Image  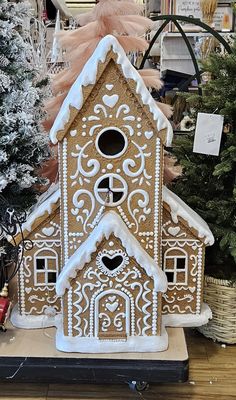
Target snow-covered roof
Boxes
[50,35,173,146]
[163,186,214,246]
[16,184,60,241]
[56,211,168,296]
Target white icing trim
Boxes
[56,211,168,296]
[62,138,69,262]
[17,184,60,237]
[102,93,119,108]
[56,315,168,353]
[163,303,212,327]
[19,256,25,314]
[50,35,173,146]
[196,247,203,314]
[163,187,214,245]
[10,304,59,329]
[154,138,161,262]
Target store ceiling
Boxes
[65,0,96,14]
[64,0,143,15]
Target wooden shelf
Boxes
[0,325,188,384]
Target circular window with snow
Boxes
[94,174,128,207]
[96,127,127,158]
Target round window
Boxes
[94,174,128,207]
[96,128,127,158]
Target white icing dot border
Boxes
[62,138,69,262]
[154,138,161,263]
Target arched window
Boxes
[34,248,58,286]
[163,248,188,285]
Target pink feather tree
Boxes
[44,0,172,128]
[42,0,173,183]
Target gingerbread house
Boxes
[11,35,214,353]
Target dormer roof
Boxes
[163,186,214,246]
[49,35,173,146]
[56,211,168,296]
[13,184,60,244]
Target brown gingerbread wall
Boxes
[18,209,61,316]
[58,54,165,271]
[162,206,205,314]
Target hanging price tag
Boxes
[193,113,224,156]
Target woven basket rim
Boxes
[205,275,236,288]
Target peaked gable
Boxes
[13,184,60,244]
[163,187,214,245]
[50,35,173,146]
[56,211,168,296]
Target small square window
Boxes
[176,272,186,284]
[48,272,57,283]
[36,259,45,270]
[48,259,56,269]
[166,272,174,283]
[176,258,186,269]
[165,258,175,269]
[36,273,45,284]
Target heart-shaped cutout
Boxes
[25,287,32,294]
[102,255,123,271]
[106,301,119,313]
[145,131,153,140]
[102,94,119,108]
[108,296,116,303]
[168,227,181,237]
[106,84,114,91]
[189,287,196,293]
[42,227,54,237]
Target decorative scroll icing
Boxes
[127,189,151,234]
[73,281,83,336]
[70,141,100,181]
[71,189,95,233]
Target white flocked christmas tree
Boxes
[0,0,51,290]
[0,0,50,210]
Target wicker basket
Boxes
[198,275,236,344]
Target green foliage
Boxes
[171,37,236,280]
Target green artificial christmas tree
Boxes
[171,38,236,281]
[0,0,51,290]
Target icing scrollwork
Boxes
[114,312,126,332]
[70,141,100,181]
[71,189,95,233]
[128,189,151,233]
[99,313,111,332]
[123,141,150,178]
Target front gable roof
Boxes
[49,35,173,146]
[163,187,214,246]
[56,211,168,296]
